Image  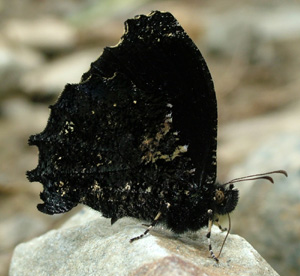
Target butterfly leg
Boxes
[206,209,219,262]
[214,217,227,232]
[130,202,170,243]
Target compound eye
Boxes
[215,189,225,204]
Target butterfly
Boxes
[27,11,287,262]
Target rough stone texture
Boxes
[228,131,300,276]
[10,207,279,276]
[218,100,300,276]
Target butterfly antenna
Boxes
[216,213,231,259]
[221,170,288,187]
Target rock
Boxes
[218,100,300,176]
[2,17,76,54]
[0,214,47,252]
[20,48,102,96]
[10,207,279,276]
[204,3,300,66]
[0,40,44,97]
[0,98,49,192]
[226,126,300,275]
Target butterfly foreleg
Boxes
[214,217,227,232]
[206,209,219,262]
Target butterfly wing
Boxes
[27,11,217,217]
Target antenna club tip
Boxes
[280,170,288,177]
[272,169,288,177]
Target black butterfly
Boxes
[27,11,287,262]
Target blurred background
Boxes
[0,0,299,275]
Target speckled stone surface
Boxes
[10,207,279,276]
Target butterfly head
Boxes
[213,184,239,215]
[213,170,288,216]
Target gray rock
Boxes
[204,3,300,71]
[20,48,102,96]
[218,100,300,175]
[227,129,300,275]
[0,214,47,252]
[2,17,76,53]
[10,207,279,276]
[0,42,44,97]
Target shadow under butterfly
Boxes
[27,11,287,262]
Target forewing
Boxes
[27,11,217,215]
